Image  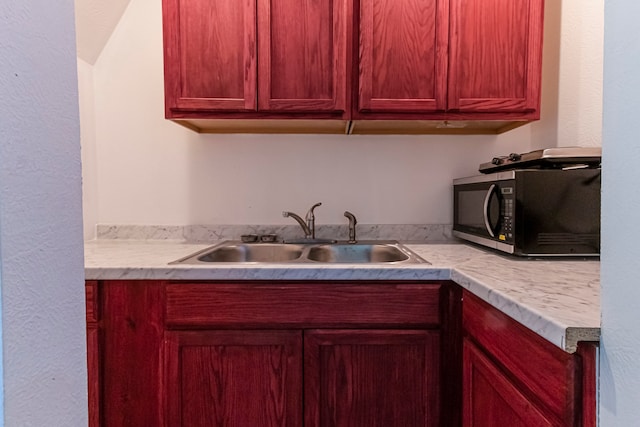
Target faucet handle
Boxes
[344,211,358,243]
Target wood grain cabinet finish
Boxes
[85,281,100,427]
[305,329,441,427]
[257,0,349,113]
[86,280,596,427]
[164,330,303,427]
[163,0,258,113]
[447,0,545,115]
[463,339,556,427]
[357,0,449,114]
[462,290,597,427]
[163,0,350,118]
[355,0,544,119]
[88,280,451,427]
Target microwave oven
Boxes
[453,169,601,256]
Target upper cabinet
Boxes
[447,0,544,115]
[162,0,258,113]
[257,0,349,114]
[162,0,545,134]
[352,0,545,133]
[163,0,350,131]
[356,0,449,114]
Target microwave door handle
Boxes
[483,184,497,237]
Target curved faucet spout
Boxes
[283,202,323,240]
[304,202,322,239]
[282,211,312,239]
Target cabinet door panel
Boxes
[163,0,257,113]
[304,329,440,427]
[358,0,448,113]
[463,339,555,427]
[258,0,349,112]
[462,291,577,423]
[448,0,544,113]
[101,281,165,427]
[164,330,302,427]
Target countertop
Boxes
[84,240,600,353]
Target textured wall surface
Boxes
[556,0,604,147]
[78,58,99,240]
[74,0,131,64]
[0,1,87,424]
[600,0,640,423]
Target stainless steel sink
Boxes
[174,243,305,263]
[306,243,411,263]
[171,240,427,265]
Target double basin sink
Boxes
[171,240,427,265]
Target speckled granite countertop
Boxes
[84,240,600,353]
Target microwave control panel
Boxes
[498,186,515,242]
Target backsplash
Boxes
[96,224,454,243]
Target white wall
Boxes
[78,58,99,240]
[80,0,603,231]
[556,0,604,147]
[0,0,87,425]
[600,0,640,424]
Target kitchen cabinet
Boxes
[447,0,544,115]
[304,329,440,426]
[164,330,303,426]
[89,280,450,426]
[356,0,448,114]
[85,281,100,427]
[162,0,544,134]
[85,279,598,426]
[351,0,545,134]
[162,0,351,132]
[462,290,597,427]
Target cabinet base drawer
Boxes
[166,282,442,328]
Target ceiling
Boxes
[74,0,131,64]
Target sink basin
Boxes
[306,243,410,263]
[171,240,426,265]
[176,243,304,263]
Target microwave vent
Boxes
[537,233,600,247]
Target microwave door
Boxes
[483,184,501,237]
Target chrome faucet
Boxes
[283,202,322,240]
[344,211,357,243]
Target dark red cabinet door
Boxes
[448,0,545,115]
[357,0,449,113]
[163,0,349,116]
[304,329,440,427]
[164,330,303,427]
[257,0,350,113]
[463,339,555,427]
[163,0,258,114]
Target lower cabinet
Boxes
[164,328,440,427]
[86,280,596,427]
[461,290,598,427]
[463,339,556,426]
[164,330,303,427]
[304,329,440,427]
[88,280,447,427]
